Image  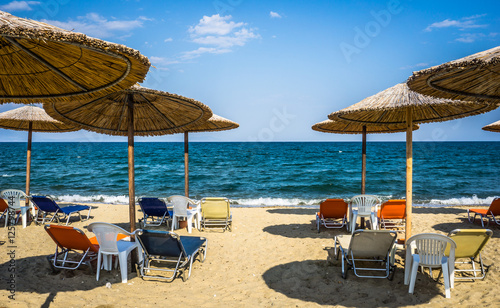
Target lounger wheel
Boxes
[341,258,348,279]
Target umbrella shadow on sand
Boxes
[0,252,138,307]
[263,222,347,239]
[262,258,443,307]
[266,208,318,215]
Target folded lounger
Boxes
[30,195,91,225]
[135,229,207,282]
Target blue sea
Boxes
[0,142,498,207]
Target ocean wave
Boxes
[2,174,14,177]
[47,194,498,208]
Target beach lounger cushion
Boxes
[467,198,500,227]
[136,229,207,282]
[316,198,348,232]
[30,195,91,225]
[334,229,397,279]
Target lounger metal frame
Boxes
[136,230,207,282]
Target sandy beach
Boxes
[0,203,498,307]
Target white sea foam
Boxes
[418,195,497,207]
[2,174,14,177]
[55,194,129,204]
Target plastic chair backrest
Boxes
[379,200,406,219]
[88,222,131,254]
[350,195,379,216]
[201,197,230,219]
[168,195,191,216]
[136,229,185,257]
[446,229,492,259]
[138,197,169,216]
[30,196,60,212]
[45,224,99,253]
[488,198,500,215]
[407,233,456,267]
[320,199,348,218]
[1,189,27,210]
[349,230,397,258]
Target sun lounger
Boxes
[138,197,172,228]
[334,229,397,279]
[316,198,348,232]
[375,199,406,230]
[44,224,99,272]
[200,197,232,231]
[30,195,91,225]
[467,198,500,227]
[447,229,493,280]
[135,229,207,281]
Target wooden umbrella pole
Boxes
[361,125,367,194]
[127,95,136,233]
[26,122,32,197]
[360,125,367,228]
[184,132,189,198]
[405,109,413,244]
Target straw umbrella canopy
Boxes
[0,105,78,197]
[407,45,500,103]
[43,85,213,231]
[312,119,419,195]
[0,10,150,104]
[482,120,500,132]
[328,83,498,242]
[179,114,239,197]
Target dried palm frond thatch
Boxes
[482,120,500,133]
[43,85,213,136]
[407,45,500,103]
[0,10,150,104]
[312,119,418,134]
[0,105,77,132]
[186,114,239,133]
[328,83,498,124]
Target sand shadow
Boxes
[266,208,317,215]
[262,259,445,307]
[263,223,349,239]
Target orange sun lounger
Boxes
[316,199,348,232]
[376,199,406,230]
[467,198,500,228]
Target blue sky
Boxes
[1,0,499,142]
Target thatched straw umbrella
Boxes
[482,120,500,132]
[328,83,498,242]
[180,114,239,197]
[0,105,78,198]
[43,85,213,231]
[312,119,418,194]
[0,10,150,104]
[407,45,500,103]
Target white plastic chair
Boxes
[349,195,380,233]
[404,233,456,299]
[167,195,200,233]
[87,222,142,283]
[1,189,30,228]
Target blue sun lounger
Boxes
[138,197,173,228]
[30,195,91,225]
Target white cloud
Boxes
[400,63,430,70]
[150,56,179,66]
[455,32,497,43]
[41,13,150,39]
[185,14,259,58]
[270,11,281,18]
[164,38,173,42]
[425,14,487,32]
[0,1,40,11]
